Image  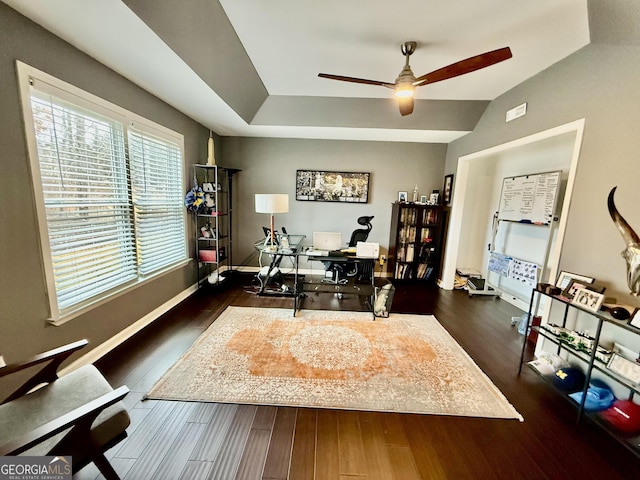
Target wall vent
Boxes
[506,102,527,122]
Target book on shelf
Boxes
[395,263,414,280]
[404,265,413,279]
[424,209,437,225]
[400,208,417,224]
[395,263,402,279]
[424,266,434,280]
[406,244,415,262]
[401,226,416,242]
[417,264,434,280]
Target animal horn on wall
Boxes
[607,186,640,296]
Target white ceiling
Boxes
[4,0,590,143]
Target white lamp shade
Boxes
[255,194,289,214]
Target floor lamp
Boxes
[255,194,289,251]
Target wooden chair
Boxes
[0,339,130,480]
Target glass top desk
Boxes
[253,234,306,304]
[254,238,376,317]
[302,248,376,317]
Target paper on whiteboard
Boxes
[509,258,538,287]
[489,252,512,276]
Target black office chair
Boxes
[323,216,374,284]
[348,216,374,247]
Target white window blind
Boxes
[128,128,186,275]
[31,91,137,313]
[24,70,187,321]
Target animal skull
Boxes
[608,187,640,296]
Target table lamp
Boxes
[255,194,289,251]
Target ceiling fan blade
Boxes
[413,47,512,87]
[398,97,414,116]
[318,73,395,88]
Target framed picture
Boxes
[607,353,640,385]
[398,191,408,203]
[295,170,370,203]
[561,280,586,300]
[555,271,595,289]
[571,287,605,312]
[630,310,640,330]
[419,195,427,204]
[443,174,454,205]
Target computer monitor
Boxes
[313,232,342,251]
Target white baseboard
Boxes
[236,265,390,278]
[499,292,528,312]
[60,283,199,375]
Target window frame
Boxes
[17,61,189,325]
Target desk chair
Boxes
[323,216,374,284]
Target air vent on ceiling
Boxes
[506,102,527,122]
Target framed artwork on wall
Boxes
[443,174,454,205]
[295,170,370,203]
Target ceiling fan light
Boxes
[395,83,414,98]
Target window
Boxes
[19,63,187,323]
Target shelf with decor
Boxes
[519,287,640,457]
[387,203,444,283]
[190,165,240,287]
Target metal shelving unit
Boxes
[192,165,240,287]
[519,288,640,457]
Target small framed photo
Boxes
[443,174,454,205]
[419,195,427,204]
[607,353,640,385]
[398,191,408,203]
[630,310,640,330]
[571,287,605,312]
[555,271,595,289]
[561,280,586,300]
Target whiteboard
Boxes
[497,171,561,224]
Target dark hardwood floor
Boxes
[75,273,640,479]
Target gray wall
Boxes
[0,3,447,374]
[0,4,209,371]
[445,40,640,305]
[221,137,447,271]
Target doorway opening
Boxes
[440,119,585,310]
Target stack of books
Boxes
[454,268,482,290]
[467,277,486,291]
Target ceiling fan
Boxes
[318,42,512,116]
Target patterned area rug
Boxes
[146,307,522,420]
